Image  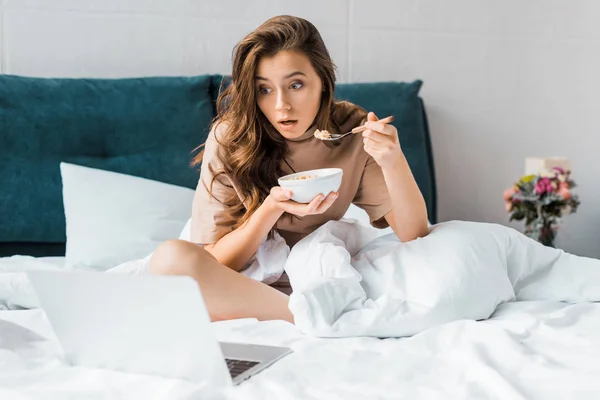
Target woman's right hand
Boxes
[267,186,339,217]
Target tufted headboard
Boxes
[0,74,437,257]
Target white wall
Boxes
[1,0,599,257]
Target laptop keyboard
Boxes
[225,358,260,379]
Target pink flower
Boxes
[558,182,571,200]
[535,177,554,195]
[505,201,513,212]
[552,166,565,175]
[503,187,516,201]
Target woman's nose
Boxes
[275,92,291,111]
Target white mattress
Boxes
[0,255,66,267]
[2,254,600,399]
[32,256,67,268]
[1,301,600,399]
[0,256,72,310]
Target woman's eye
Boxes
[258,87,272,95]
[290,82,303,90]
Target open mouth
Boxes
[279,120,298,126]
[278,119,298,131]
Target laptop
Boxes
[27,270,292,386]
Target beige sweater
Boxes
[191,107,392,248]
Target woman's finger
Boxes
[270,186,293,202]
[363,137,382,150]
[315,191,339,213]
[306,194,325,213]
[364,121,395,136]
[362,129,386,143]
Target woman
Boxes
[150,15,429,323]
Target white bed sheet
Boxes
[0,256,72,310]
[0,255,67,268]
[30,257,67,268]
[1,301,600,400]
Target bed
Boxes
[2,296,600,399]
[2,74,600,399]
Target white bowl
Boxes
[278,168,343,204]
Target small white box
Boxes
[525,157,571,175]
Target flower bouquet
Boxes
[504,167,580,247]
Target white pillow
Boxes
[60,163,194,271]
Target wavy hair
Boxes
[192,15,365,236]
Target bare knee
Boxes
[149,239,215,276]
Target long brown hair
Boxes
[192,15,365,234]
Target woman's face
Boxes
[255,50,323,140]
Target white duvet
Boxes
[2,220,599,340]
[2,302,600,400]
[283,220,600,337]
[1,219,600,398]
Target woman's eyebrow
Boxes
[284,71,307,79]
[255,71,307,81]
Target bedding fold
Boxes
[2,220,599,339]
[283,220,600,337]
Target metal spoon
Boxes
[316,115,395,141]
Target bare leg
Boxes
[149,239,294,323]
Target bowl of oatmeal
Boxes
[278,168,343,203]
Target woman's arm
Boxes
[201,196,283,272]
[193,124,340,270]
[381,154,429,242]
[362,112,429,242]
[198,188,339,272]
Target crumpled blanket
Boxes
[106,218,290,284]
[0,257,94,310]
[4,218,599,339]
[283,220,600,337]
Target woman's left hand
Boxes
[362,112,404,169]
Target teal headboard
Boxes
[0,74,437,256]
